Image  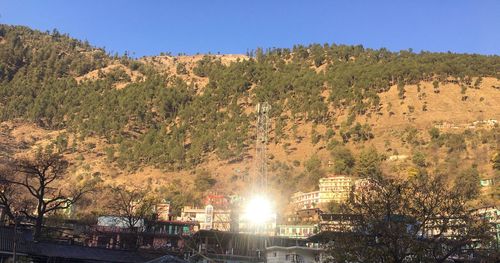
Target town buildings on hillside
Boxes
[178,205,231,231]
[1,174,498,263]
[291,175,354,209]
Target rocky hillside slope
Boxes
[0,24,499,212]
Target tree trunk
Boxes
[34,214,44,240]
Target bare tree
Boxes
[0,170,18,221]
[0,151,91,240]
[324,172,495,263]
[107,186,156,232]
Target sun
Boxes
[243,195,274,225]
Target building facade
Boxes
[291,176,354,210]
[318,213,361,232]
[291,191,320,209]
[318,176,353,204]
[266,246,323,263]
[155,201,171,221]
[277,224,317,239]
[237,214,277,236]
[178,205,231,231]
[189,230,305,263]
[285,208,323,223]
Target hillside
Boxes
[0,24,499,214]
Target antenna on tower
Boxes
[255,102,271,192]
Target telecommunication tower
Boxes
[255,102,271,192]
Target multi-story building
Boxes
[318,176,353,204]
[178,200,278,235]
[236,208,277,236]
[89,218,197,250]
[290,191,320,209]
[472,206,499,249]
[294,208,323,223]
[266,246,323,263]
[189,230,306,263]
[291,176,354,210]
[178,205,231,231]
[155,201,171,221]
[318,213,361,232]
[276,224,317,239]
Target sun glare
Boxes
[243,195,274,225]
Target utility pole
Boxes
[255,102,271,192]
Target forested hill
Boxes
[1,24,499,207]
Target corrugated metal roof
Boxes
[144,255,188,263]
[1,226,180,262]
[0,226,32,253]
[29,242,152,263]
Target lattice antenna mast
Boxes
[255,102,271,192]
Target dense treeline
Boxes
[0,24,499,170]
[0,25,108,82]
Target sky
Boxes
[1,0,499,57]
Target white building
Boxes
[291,191,320,209]
[237,214,277,236]
[97,216,144,229]
[277,224,317,239]
[178,205,231,231]
[266,246,323,263]
[291,176,354,209]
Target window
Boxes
[286,254,304,263]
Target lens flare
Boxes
[243,195,274,225]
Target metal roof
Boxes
[0,226,178,263]
[0,226,32,254]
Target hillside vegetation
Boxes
[0,24,499,211]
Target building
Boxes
[43,197,75,218]
[97,216,145,229]
[286,208,323,224]
[351,177,376,203]
[0,226,173,263]
[155,201,171,221]
[236,212,277,236]
[296,208,323,221]
[89,218,198,251]
[188,230,306,263]
[91,216,146,250]
[318,213,361,232]
[178,202,278,235]
[178,205,231,231]
[473,207,500,222]
[318,176,353,204]
[142,220,199,250]
[472,206,500,249]
[291,191,320,209]
[266,246,323,263]
[278,208,322,239]
[480,178,494,187]
[203,194,230,209]
[291,176,354,210]
[277,224,317,239]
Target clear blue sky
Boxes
[1,0,499,57]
